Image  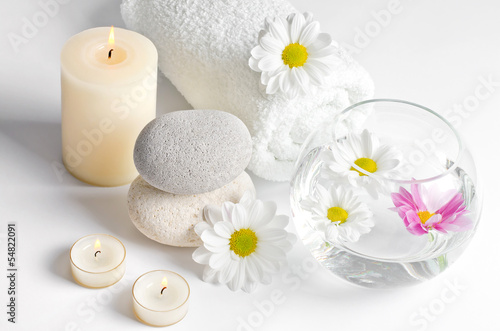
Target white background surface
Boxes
[0,0,499,330]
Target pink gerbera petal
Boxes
[432,224,449,234]
[391,182,473,236]
[406,221,428,236]
[424,214,442,227]
[440,215,474,232]
[410,182,427,211]
[437,193,466,221]
[405,209,421,226]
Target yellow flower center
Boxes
[418,211,435,224]
[282,43,308,68]
[229,228,258,258]
[350,157,378,176]
[327,207,349,225]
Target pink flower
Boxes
[391,182,473,236]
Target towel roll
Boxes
[121,0,374,181]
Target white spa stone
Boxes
[134,109,253,194]
[127,171,255,247]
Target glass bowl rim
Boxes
[335,98,464,185]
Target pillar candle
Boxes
[61,26,157,186]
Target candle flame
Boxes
[161,277,168,288]
[108,26,115,46]
[94,239,101,251]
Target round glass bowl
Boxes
[290,99,482,288]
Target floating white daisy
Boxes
[192,191,296,293]
[301,185,374,243]
[324,129,403,198]
[249,12,338,98]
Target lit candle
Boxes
[133,270,190,327]
[70,234,126,288]
[61,26,157,187]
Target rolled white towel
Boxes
[121,0,374,182]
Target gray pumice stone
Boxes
[134,109,252,194]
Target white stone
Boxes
[127,171,255,247]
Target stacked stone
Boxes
[127,110,254,247]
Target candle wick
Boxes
[108,49,114,59]
[161,286,167,295]
[94,250,101,258]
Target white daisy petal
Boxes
[256,228,287,242]
[260,70,271,85]
[248,56,260,72]
[231,204,248,230]
[308,33,332,52]
[204,204,223,225]
[228,262,246,291]
[279,69,291,93]
[209,251,231,270]
[194,221,211,236]
[201,229,228,247]
[325,159,347,173]
[303,12,314,24]
[302,62,325,85]
[268,214,289,229]
[289,13,305,42]
[302,184,374,243]
[308,45,336,58]
[327,185,341,206]
[269,17,291,45]
[192,247,211,265]
[287,85,299,99]
[202,266,218,283]
[217,259,238,284]
[213,221,234,238]
[193,192,295,292]
[250,45,268,60]
[372,145,398,162]
[257,243,286,260]
[323,130,404,197]
[361,130,373,157]
[249,12,338,98]
[291,67,310,92]
[299,21,320,46]
[244,255,263,282]
[248,200,277,228]
[258,55,282,72]
[221,202,235,223]
[307,59,332,77]
[260,35,284,53]
[204,242,229,254]
[325,225,339,242]
[279,233,297,250]
[253,254,280,273]
[376,158,400,171]
[266,74,281,94]
[239,190,256,210]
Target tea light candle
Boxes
[133,270,190,327]
[61,26,157,187]
[70,234,126,288]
